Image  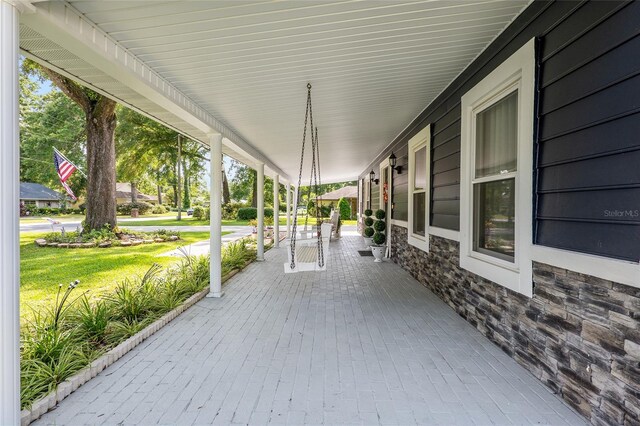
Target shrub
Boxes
[151,205,167,214]
[373,232,386,245]
[364,217,374,227]
[373,220,386,232]
[364,227,375,237]
[222,202,245,220]
[364,209,373,217]
[238,207,257,220]
[117,202,153,216]
[307,200,316,216]
[237,207,273,221]
[338,198,351,220]
[375,209,386,220]
[192,206,206,220]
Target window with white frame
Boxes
[460,38,535,297]
[407,125,430,252]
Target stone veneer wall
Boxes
[390,225,640,425]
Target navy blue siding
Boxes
[360,0,640,262]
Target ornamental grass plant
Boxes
[20,237,257,409]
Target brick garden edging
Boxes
[20,258,254,426]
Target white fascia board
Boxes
[20,1,291,182]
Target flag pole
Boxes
[53,147,88,179]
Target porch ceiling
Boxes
[21,0,529,183]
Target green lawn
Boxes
[20,230,225,320]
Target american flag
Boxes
[53,149,77,182]
[53,149,78,201]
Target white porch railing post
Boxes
[286,183,291,238]
[256,162,264,261]
[0,1,21,423]
[273,174,279,248]
[207,133,223,298]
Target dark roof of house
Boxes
[115,183,156,201]
[20,182,62,201]
[318,185,358,200]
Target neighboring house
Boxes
[115,183,158,205]
[20,182,63,209]
[317,185,357,216]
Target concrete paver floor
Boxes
[35,235,586,425]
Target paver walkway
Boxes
[35,236,586,425]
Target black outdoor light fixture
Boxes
[369,170,379,185]
[389,152,402,174]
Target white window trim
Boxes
[428,226,459,242]
[407,125,431,253]
[391,219,408,228]
[460,38,535,298]
[379,158,390,212]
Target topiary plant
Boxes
[372,209,387,246]
[364,227,375,237]
[364,209,373,217]
[364,217,374,227]
[372,232,386,245]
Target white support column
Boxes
[286,183,291,238]
[256,162,264,261]
[273,174,279,248]
[207,133,223,298]
[1,1,21,423]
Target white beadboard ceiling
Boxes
[24,0,530,182]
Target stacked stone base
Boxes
[390,225,640,425]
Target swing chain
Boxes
[290,84,312,269]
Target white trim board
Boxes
[428,226,460,242]
[531,245,640,289]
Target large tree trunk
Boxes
[222,167,231,205]
[85,105,117,230]
[172,184,177,207]
[130,181,138,203]
[37,63,117,232]
[250,169,257,208]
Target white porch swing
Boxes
[284,84,331,273]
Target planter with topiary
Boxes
[363,209,374,248]
[371,209,386,262]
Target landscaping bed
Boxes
[33,226,180,249]
[20,237,258,419]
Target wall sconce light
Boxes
[389,152,402,174]
[369,170,379,185]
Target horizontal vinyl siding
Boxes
[537,0,640,261]
[391,145,408,221]
[360,0,639,261]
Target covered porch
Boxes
[33,232,584,425]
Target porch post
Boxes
[207,133,223,298]
[256,162,264,261]
[0,1,21,423]
[286,182,291,238]
[273,174,279,248]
